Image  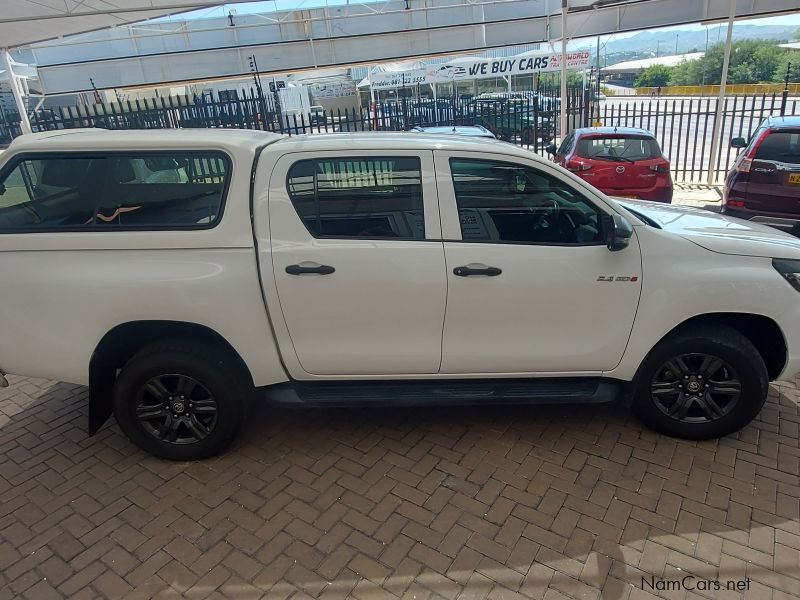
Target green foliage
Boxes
[669,39,792,86]
[634,64,672,87]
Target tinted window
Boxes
[450,158,603,245]
[287,157,424,239]
[557,133,575,155]
[0,152,229,231]
[576,136,661,161]
[754,131,800,164]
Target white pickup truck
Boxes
[1,129,799,459]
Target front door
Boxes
[434,151,642,374]
[266,151,446,376]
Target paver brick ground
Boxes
[0,375,798,599]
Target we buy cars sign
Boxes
[425,51,591,83]
[367,51,590,89]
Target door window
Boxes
[0,152,229,231]
[449,158,603,245]
[286,157,424,239]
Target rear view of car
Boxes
[549,127,672,202]
[724,116,800,232]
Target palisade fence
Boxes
[2,86,799,184]
[591,93,800,184]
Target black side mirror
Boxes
[603,213,634,251]
[545,143,557,155]
[730,136,747,149]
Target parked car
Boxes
[547,127,673,202]
[2,129,799,459]
[309,105,327,127]
[410,125,496,138]
[467,98,554,144]
[724,115,800,233]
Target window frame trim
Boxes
[0,150,234,234]
[443,155,609,247]
[285,155,428,242]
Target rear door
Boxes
[576,135,662,196]
[746,129,800,215]
[265,151,447,376]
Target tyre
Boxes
[112,339,251,460]
[632,324,768,440]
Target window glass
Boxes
[754,131,800,164]
[0,152,229,231]
[557,133,575,155]
[287,157,424,239]
[450,158,603,245]
[576,136,661,161]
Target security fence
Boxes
[3,87,799,184]
[592,93,800,183]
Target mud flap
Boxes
[88,360,115,435]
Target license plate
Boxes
[789,173,800,185]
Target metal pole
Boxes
[559,0,568,140]
[2,49,31,135]
[706,0,735,185]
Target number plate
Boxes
[789,173,800,185]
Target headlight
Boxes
[772,258,800,292]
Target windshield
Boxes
[577,136,662,162]
[754,131,800,164]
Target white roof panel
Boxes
[0,1,259,49]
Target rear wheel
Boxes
[633,324,768,439]
[113,340,251,460]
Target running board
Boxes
[263,377,622,407]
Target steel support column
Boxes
[706,0,735,185]
[559,0,568,140]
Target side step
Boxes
[264,377,623,407]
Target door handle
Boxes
[286,264,336,275]
[453,265,502,277]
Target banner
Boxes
[364,51,591,89]
[425,51,591,83]
[369,69,428,90]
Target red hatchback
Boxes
[724,115,800,233]
[547,127,673,202]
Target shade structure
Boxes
[1,1,265,49]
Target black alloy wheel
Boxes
[650,353,741,424]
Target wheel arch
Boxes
[638,312,787,382]
[88,321,254,435]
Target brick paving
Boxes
[0,376,798,600]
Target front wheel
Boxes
[112,340,251,460]
[633,324,768,439]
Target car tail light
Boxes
[726,199,746,208]
[649,163,670,174]
[566,160,591,172]
[735,129,770,173]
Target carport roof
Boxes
[1,1,263,49]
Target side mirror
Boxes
[545,143,557,155]
[730,137,747,149]
[603,213,634,251]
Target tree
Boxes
[669,39,789,85]
[634,64,672,87]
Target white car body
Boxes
[0,129,798,454]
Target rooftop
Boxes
[601,52,705,73]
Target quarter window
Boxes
[287,157,424,239]
[0,152,229,231]
[449,158,603,245]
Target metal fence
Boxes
[593,93,800,183]
[3,87,799,184]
